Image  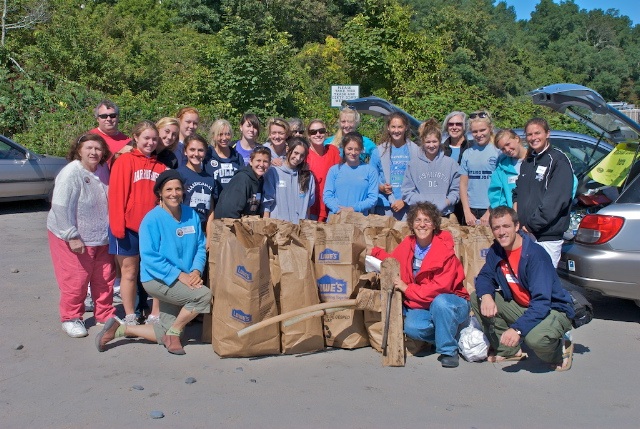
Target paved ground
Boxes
[1,200,639,428]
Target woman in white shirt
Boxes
[47,133,116,338]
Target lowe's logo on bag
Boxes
[235,265,253,282]
[232,309,252,324]
[318,248,340,261]
[317,274,347,295]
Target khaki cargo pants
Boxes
[470,292,572,364]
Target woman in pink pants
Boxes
[47,133,116,338]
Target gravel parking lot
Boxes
[1,200,639,429]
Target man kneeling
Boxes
[472,206,575,371]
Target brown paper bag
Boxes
[315,223,369,349]
[212,221,280,357]
[207,218,235,296]
[460,225,494,294]
[443,222,465,262]
[277,233,324,354]
[298,219,318,258]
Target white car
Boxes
[0,134,67,202]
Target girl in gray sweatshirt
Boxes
[402,119,460,216]
[263,137,316,224]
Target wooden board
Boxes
[381,258,405,367]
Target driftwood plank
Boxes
[381,258,405,367]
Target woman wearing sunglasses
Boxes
[442,111,469,164]
[306,119,340,222]
[458,111,500,226]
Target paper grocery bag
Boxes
[358,273,383,352]
[212,221,280,357]
[315,222,366,268]
[315,223,369,349]
[443,222,465,262]
[277,233,324,354]
[461,225,493,294]
[207,218,235,296]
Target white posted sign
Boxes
[331,85,360,108]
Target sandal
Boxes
[554,341,574,372]
[488,351,528,363]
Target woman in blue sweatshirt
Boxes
[402,119,460,216]
[95,170,211,355]
[323,132,378,216]
[488,129,527,208]
[263,137,316,223]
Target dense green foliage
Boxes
[1,0,639,155]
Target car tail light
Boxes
[575,214,624,244]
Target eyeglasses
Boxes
[292,129,304,135]
[97,113,118,119]
[413,219,433,226]
[308,128,327,136]
[448,122,463,127]
[469,111,489,119]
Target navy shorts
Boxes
[108,228,140,256]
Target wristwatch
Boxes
[514,329,522,336]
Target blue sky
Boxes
[502,0,638,25]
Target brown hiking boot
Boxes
[162,334,185,355]
[95,317,121,352]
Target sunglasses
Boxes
[308,128,326,136]
[292,129,304,135]
[97,113,118,119]
[469,111,489,119]
[448,122,463,127]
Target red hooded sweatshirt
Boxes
[371,230,468,310]
[108,149,167,238]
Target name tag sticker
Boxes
[278,180,286,188]
[176,225,196,237]
[508,176,518,184]
[535,165,547,175]
[568,260,576,272]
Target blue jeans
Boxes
[404,294,470,356]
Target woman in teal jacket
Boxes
[488,129,527,208]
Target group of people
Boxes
[47,99,577,369]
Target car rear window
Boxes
[617,174,640,203]
[551,137,610,178]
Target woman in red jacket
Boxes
[371,202,470,368]
[108,120,168,325]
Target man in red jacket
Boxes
[371,202,469,367]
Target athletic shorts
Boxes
[108,228,139,256]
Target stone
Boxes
[150,411,164,419]
[14,344,24,350]
[185,377,196,384]
[11,268,19,273]
[132,385,144,391]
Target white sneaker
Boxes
[112,291,122,304]
[62,319,88,338]
[121,314,139,325]
[145,315,160,325]
[84,295,94,312]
